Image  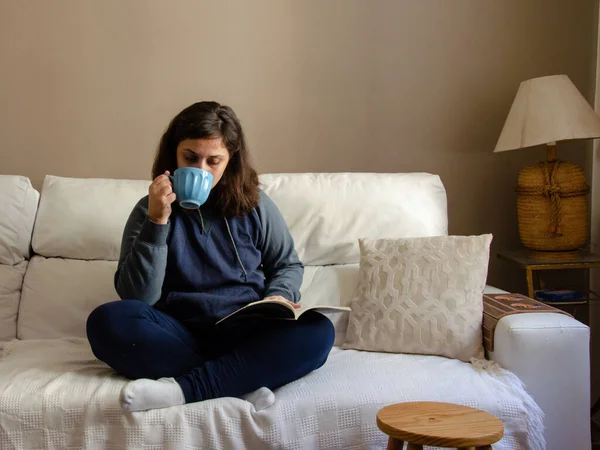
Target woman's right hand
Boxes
[148,171,177,225]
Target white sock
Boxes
[120,377,186,412]
[243,387,275,411]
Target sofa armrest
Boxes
[487,312,590,450]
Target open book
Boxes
[215,298,350,325]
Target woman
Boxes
[86,101,334,412]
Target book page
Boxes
[216,300,351,325]
[215,298,295,325]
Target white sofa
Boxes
[0,172,590,450]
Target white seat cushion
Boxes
[18,257,118,339]
[0,262,27,341]
[0,175,39,265]
[0,338,543,450]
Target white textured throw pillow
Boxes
[343,234,492,362]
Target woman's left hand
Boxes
[263,295,301,309]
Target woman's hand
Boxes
[148,171,177,225]
[264,295,301,309]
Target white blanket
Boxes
[0,339,544,449]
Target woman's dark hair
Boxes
[152,101,259,217]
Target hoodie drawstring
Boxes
[224,217,248,282]
[197,209,206,234]
[196,209,248,282]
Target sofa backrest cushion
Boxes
[0,175,39,265]
[21,173,448,340]
[31,173,447,265]
[301,264,359,346]
[260,173,448,265]
[32,176,150,261]
[17,256,118,339]
[17,256,353,341]
[0,261,28,341]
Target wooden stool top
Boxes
[376,402,504,447]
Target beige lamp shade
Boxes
[494,74,600,152]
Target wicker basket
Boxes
[516,160,589,251]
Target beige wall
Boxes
[0,0,598,290]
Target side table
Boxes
[497,248,600,320]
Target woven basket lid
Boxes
[517,161,588,193]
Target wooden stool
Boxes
[376,401,504,450]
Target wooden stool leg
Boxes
[406,443,423,450]
[386,437,404,449]
[476,446,493,450]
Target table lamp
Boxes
[494,74,600,252]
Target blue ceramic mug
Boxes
[169,167,214,209]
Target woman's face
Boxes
[176,138,231,188]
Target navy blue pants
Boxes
[86,300,335,403]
